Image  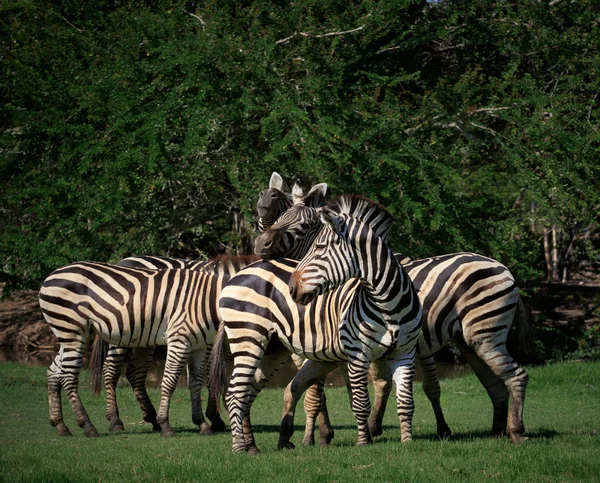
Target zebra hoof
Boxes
[302,438,315,447]
[109,423,125,433]
[161,430,176,437]
[247,446,262,456]
[510,433,528,444]
[437,425,452,438]
[84,426,100,438]
[319,430,335,446]
[210,419,227,433]
[152,423,162,432]
[199,425,214,436]
[57,427,73,437]
[368,422,382,437]
[278,441,295,451]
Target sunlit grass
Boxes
[1,362,599,482]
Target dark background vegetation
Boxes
[1,1,599,359]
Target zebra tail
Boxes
[514,294,536,357]
[208,321,228,405]
[90,336,109,396]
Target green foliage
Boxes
[1,0,599,289]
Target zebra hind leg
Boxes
[156,345,189,437]
[187,349,213,435]
[416,356,452,438]
[127,347,160,431]
[301,378,335,447]
[453,337,509,437]
[47,352,72,437]
[103,346,128,432]
[475,344,528,444]
[279,360,337,450]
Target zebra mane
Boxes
[202,254,260,274]
[326,195,394,243]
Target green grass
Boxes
[1,362,599,482]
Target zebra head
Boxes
[256,172,293,233]
[254,182,328,259]
[289,195,395,305]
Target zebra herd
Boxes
[38,171,533,453]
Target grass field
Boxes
[1,361,599,482]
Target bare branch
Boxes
[185,10,206,27]
[277,25,364,44]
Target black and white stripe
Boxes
[39,260,243,438]
[90,255,257,434]
[209,195,422,453]
[256,172,293,233]
[253,193,532,444]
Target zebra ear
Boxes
[303,183,327,207]
[319,210,345,235]
[292,183,304,204]
[269,172,283,190]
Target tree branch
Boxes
[276,25,365,44]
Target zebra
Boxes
[253,192,533,444]
[256,172,293,233]
[38,258,254,438]
[209,195,422,453]
[89,255,256,434]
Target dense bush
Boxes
[1,0,599,290]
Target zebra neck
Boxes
[355,243,407,325]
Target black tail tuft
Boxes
[208,322,228,406]
[90,336,109,395]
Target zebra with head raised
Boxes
[38,256,256,438]
[90,254,256,434]
[209,195,422,453]
[256,172,294,233]
[253,190,533,445]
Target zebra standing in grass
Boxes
[38,258,254,438]
[89,255,255,434]
[209,195,422,453]
[254,192,533,444]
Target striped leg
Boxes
[61,342,99,437]
[156,344,189,437]
[47,351,72,437]
[279,360,337,450]
[453,337,509,437]
[417,356,452,438]
[390,349,416,443]
[368,360,394,438]
[226,345,291,454]
[301,379,335,447]
[187,349,213,435]
[473,344,528,444]
[103,346,128,432]
[126,348,160,431]
[347,359,373,446]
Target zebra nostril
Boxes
[264,240,272,249]
[271,193,278,198]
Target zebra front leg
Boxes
[347,359,373,446]
[279,360,337,450]
[103,346,129,432]
[127,347,160,431]
[62,341,99,437]
[156,346,189,437]
[390,351,416,443]
[187,349,213,435]
[416,356,452,438]
[47,352,72,437]
[453,337,509,437]
[368,360,393,438]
